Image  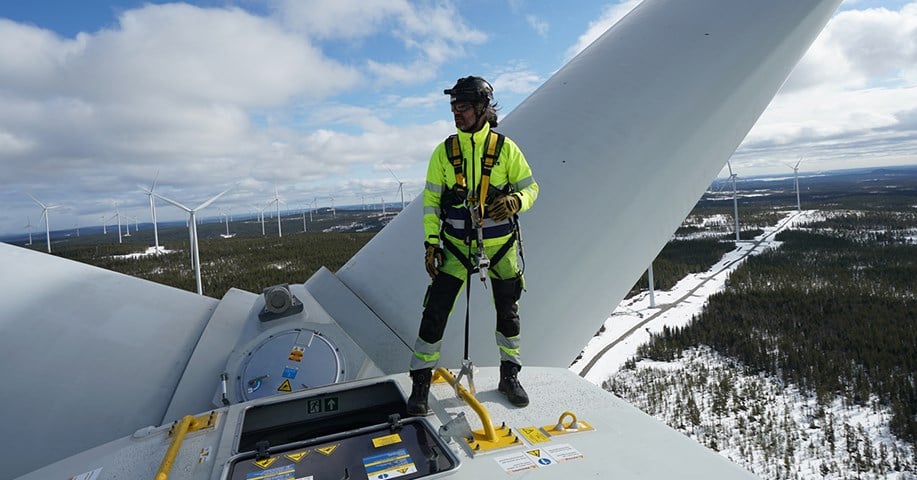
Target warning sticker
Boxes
[289,346,305,362]
[363,448,417,479]
[252,457,278,469]
[524,449,556,467]
[284,450,309,462]
[543,443,584,462]
[277,379,293,392]
[67,467,102,480]
[316,444,339,456]
[245,463,295,480]
[518,426,550,444]
[372,433,402,448]
[494,452,538,474]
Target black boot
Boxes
[407,368,433,416]
[498,361,529,407]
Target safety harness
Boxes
[441,131,521,281]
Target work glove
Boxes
[487,193,521,221]
[424,242,445,279]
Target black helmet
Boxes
[444,76,493,104]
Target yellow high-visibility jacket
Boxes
[423,122,538,248]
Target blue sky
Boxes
[1,0,916,236]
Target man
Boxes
[408,76,539,416]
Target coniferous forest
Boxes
[637,227,917,442]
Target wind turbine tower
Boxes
[139,172,162,251]
[727,160,740,242]
[253,205,267,236]
[25,217,33,245]
[387,168,405,211]
[110,204,123,244]
[787,157,803,212]
[155,188,232,295]
[27,193,60,253]
[269,188,284,237]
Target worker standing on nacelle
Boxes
[408,76,539,415]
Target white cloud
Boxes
[0,3,444,231]
[731,3,917,174]
[526,15,549,37]
[273,0,486,85]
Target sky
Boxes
[1,0,916,237]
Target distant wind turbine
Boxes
[727,160,740,242]
[138,171,162,251]
[109,203,124,244]
[253,205,267,236]
[387,167,405,211]
[27,193,60,253]
[786,157,803,212]
[154,187,232,295]
[268,188,284,237]
[24,217,34,245]
[300,204,308,233]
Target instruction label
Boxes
[544,443,584,462]
[363,448,416,479]
[494,452,538,474]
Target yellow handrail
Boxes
[434,368,498,442]
[155,415,193,480]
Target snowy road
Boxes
[571,210,808,383]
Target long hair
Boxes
[485,102,500,128]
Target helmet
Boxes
[444,76,493,104]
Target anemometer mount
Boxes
[258,284,304,322]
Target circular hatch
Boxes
[238,329,343,401]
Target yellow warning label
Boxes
[288,346,305,362]
[316,444,339,456]
[253,457,277,469]
[284,450,309,462]
[398,467,409,474]
[519,427,550,444]
[527,449,541,457]
[278,379,292,392]
[371,433,402,448]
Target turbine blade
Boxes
[726,160,734,177]
[153,192,192,212]
[26,192,47,208]
[151,170,160,191]
[194,186,233,211]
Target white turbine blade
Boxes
[26,192,47,209]
[194,186,233,211]
[153,192,193,212]
[795,156,803,169]
[150,170,160,191]
[726,160,734,177]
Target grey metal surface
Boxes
[0,242,219,479]
[13,368,757,480]
[335,0,842,369]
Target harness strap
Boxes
[441,230,518,280]
[444,131,505,210]
[446,135,465,188]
